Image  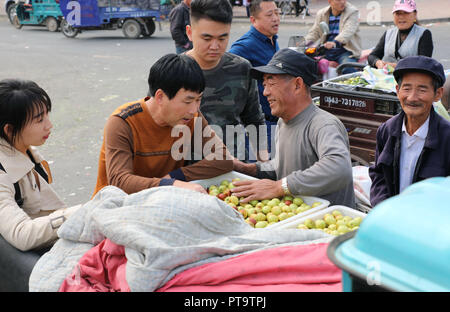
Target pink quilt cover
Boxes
[59,239,130,292]
[157,242,342,292]
[60,240,342,292]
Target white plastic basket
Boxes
[190,171,330,228]
[267,196,330,229]
[277,205,367,229]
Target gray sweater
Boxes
[256,103,355,208]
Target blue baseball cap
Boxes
[393,56,446,88]
[250,48,318,86]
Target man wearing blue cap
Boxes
[231,48,355,208]
[369,55,450,207]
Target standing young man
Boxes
[229,0,280,155]
[186,0,267,162]
[93,54,233,196]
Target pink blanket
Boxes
[157,243,342,292]
[60,240,341,292]
[59,239,130,292]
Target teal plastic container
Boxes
[327,177,450,292]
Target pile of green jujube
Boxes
[298,210,363,235]
[339,76,369,86]
[207,179,322,228]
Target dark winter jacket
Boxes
[369,109,450,207]
[169,2,191,48]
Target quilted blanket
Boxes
[30,186,333,292]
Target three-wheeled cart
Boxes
[59,0,170,38]
[12,0,63,32]
[311,72,401,166]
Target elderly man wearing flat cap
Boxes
[369,55,450,207]
[231,48,355,208]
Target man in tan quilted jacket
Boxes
[305,0,361,74]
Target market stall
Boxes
[29,172,367,292]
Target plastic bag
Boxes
[352,166,372,207]
[361,65,397,93]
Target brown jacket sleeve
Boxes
[104,115,162,194]
[180,114,233,181]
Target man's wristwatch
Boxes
[281,177,292,196]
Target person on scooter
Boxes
[0,79,81,252]
[368,0,433,70]
[304,0,361,75]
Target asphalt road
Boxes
[1,18,450,206]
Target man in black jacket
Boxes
[369,56,450,208]
[169,0,193,54]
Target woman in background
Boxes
[368,0,433,69]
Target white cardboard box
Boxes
[268,197,330,229]
[276,205,367,230]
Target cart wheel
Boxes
[122,19,142,39]
[7,3,18,24]
[142,19,156,37]
[12,15,23,29]
[45,17,59,32]
[61,19,79,38]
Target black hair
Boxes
[148,53,205,99]
[250,0,275,17]
[190,0,233,24]
[0,79,52,147]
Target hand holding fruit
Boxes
[382,63,395,74]
[375,59,385,69]
[375,60,396,72]
[230,179,284,204]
